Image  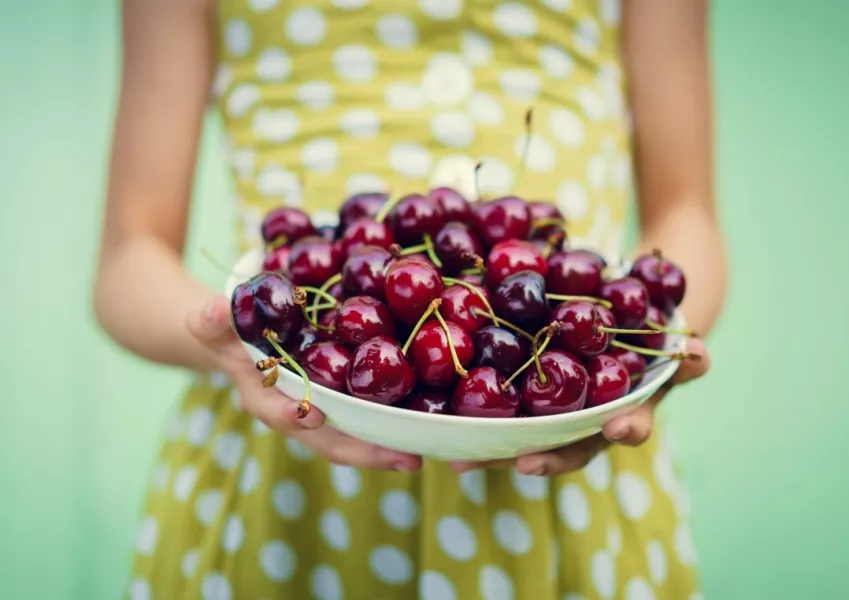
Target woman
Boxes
[95,0,725,598]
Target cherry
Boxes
[231,272,304,350]
[485,240,548,289]
[284,325,321,361]
[261,207,316,246]
[316,224,337,242]
[433,222,485,275]
[317,309,338,341]
[608,346,647,384]
[408,320,474,387]
[384,257,445,325]
[472,196,532,247]
[335,296,396,347]
[287,236,342,287]
[585,354,631,407]
[629,249,686,315]
[339,217,395,259]
[262,246,291,275]
[346,335,416,405]
[492,270,551,332]
[388,193,444,246]
[327,281,345,304]
[337,191,388,233]
[546,250,604,297]
[528,201,566,243]
[599,277,650,329]
[451,367,521,418]
[302,342,352,392]
[549,300,609,357]
[622,305,667,352]
[404,388,452,414]
[428,186,472,222]
[457,272,484,285]
[595,303,617,329]
[440,283,491,334]
[520,350,588,416]
[472,325,530,377]
[341,245,392,300]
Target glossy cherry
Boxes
[608,346,647,384]
[472,326,530,377]
[287,236,342,287]
[451,366,521,418]
[585,354,631,407]
[546,250,604,297]
[327,281,344,304]
[428,186,472,222]
[261,207,315,246]
[339,217,395,259]
[408,321,474,388]
[384,257,445,325]
[433,222,485,275]
[472,196,532,247]
[284,325,321,361]
[404,388,452,414]
[317,309,338,341]
[316,224,337,242]
[346,335,416,405]
[440,284,491,334]
[549,301,608,357]
[528,201,565,242]
[492,270,551,332]
[262,246,291,274]
[341,245,392,300]
[629,250,686,315]
[335,296,396,347]
[622,305,667,352]
[485,240,548,289]
[599,277,650,330]
[389,193,444,246]
[302,342,352,392]
[231,272,304,350]
[520,350,588,416]
[337,192,388,233]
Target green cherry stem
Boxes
[647,319,697,337]
[501,323,556,391]
[374,193,403,223]
[311,273,342,313]
[443,277,499,327]
[422,233,444,268]
[545,294,613,309]
[297,285,339,306]
[401,298,441,355]
[474,161,484,202]
[433,308,469,378]
[629,357,678,382]
[610,339,700,361]
[469,307,534,341]
[513,107,533,193]
[596,326,660,336]
[262,329,312,418]
[305,302,337,314]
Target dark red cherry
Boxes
[231,272,304,348]
[389,193,444,246]
[608,346,647,384]
[302,342,352,392]
[287,236,342,287]
[335,296,396,347]
[433,222,485,275]
[384,257,445,325]
[485,240,548,289]
[457,272,484,286]
[520,350,588,416]
[549,301,608,358]
[629,250,686,315]
[451,366,520,418]
[428,186,472,222]
[317,309,338,341]
[327,282,344,304]
[528,201,565,242]
[622,305,667,352]
[596,304,616,329]
[341,245,392,300]
[492,270,551,331]
[262,246,291,275]
[404,388,452,414]
[408,321,474,388]
[316,224,337,241]
[585,354,631,407]
[339,217,395,259]
[346,335,416,405]
[546,250,604,297]
[472,326,530,377]
[472,196,531,247]
[284,325,320,361]
[599,277,650,329]
[261,207,316,246]
[440,284,491,334]
[337,192,388,233]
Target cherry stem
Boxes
[267,235,288,251]
[305,302,337,314]
[312,273,341,313]
[433,308,469,378]
[611,339,700,361]
[647,319,696,337]
[391,242,428,256]
[501,323,555,391]
[461,252,485,272]
[532,217,567,230]
[300,303,335,331]
[443,277,499,327]
[263,330,312,418]
[652,248,665,276]
[297,285,339,306]
[596,326,660,336]
[401,298,441,355]
[422,233,444,268]
[374,193,402,223]
[629,357,677,382]
[470,307,534,341]
[513,107,533,193]
[542,230,566,259]
[545,294,613,309]
[474,161,483,201]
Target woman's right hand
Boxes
[186,295,422,472]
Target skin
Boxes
[94,0,724,476]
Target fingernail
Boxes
[607,422,630,441]
[203,298,217,324]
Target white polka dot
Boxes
[468,91,504,126]
[221,515,245,553]
[556,180,589,220]
[330,464,361,498]
[674,524,698,565]
[249,0,279,11]
[202,573,232,600]
[499,69,541,102]
[286,8,326,46]
[615,472,653,520]
[557,483,590,532]
[181,548,200,578]
[480,565,515,600]
[588,153,609,192]
[334,45,377,82]
[165,412,183,441]
[284,436,314,459]
[492,511,533,555]
[195,489,224,526]
[185,407,214,446]
[236,457,260,495]
[226,84,260,117]
[564,594,589,600]
[259,540,296,582]
[135,516,158,556]
[420,570,457,600]
[549,108,585,148]
[585,450,612,489]
[213,432,245,471]
[653,438,677,495]
[339,109,380,140]
[494,3,537,38]
[422,53,474,107]
[625,578,657,600]
[419,0,462,20]
[539,45,574,79]
[376,14,418,49]
[229,148,254,179]
[429,154,477,199]
[458,470,486,505]
[295,81,334,110]
[252,418,271,435]
[253,108,300,142]
[301,138,339,172]
[320,509,350,550]
[129,578,151,600]
[256,164,300,202]
[272,480,305,520]
[370,545,413,584]
[212,64,233,98]
[436,515,477,560]
[461,31,492,66]
[542,0,572,10]
[513,133,556,172]
[225,20,252,56]
[601,0,622,24]
[476,157,515,196]
[385,82,427,111]
[646,540,668,583]
[613,153,632,190]
[510,469,549,499]
[608,524,623,555]
[310,565,343,600]
[172,465,198,502]
[151,462,169,492]
[591,550,616,599]
[388,142,432,179]
[332,0,368,7]
[574,17,601,55]
[239,205,263,244]
[256,48,291,81]
[431,111,475,148]
[576,86,606,121]
[380,489,419,530]
[229,389,241,411]
[346,172,388,195]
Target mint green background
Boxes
[1,1,847,598]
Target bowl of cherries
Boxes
[226,188,696,461]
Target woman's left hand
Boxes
[449,337,711,476]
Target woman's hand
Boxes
[186,294,422,472]
[449,337,710,476]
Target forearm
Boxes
[93,234,220,372]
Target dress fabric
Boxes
[125,1,703,599]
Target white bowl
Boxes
[226,248,687,461]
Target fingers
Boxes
[186,294,237,351]
[516,436,609,476]
[295,428,422,472]
[247,388,326,432]
[450,458,514,473]
[671,337,711,386]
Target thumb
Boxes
[670,337,711,386]
[186,294,237,350]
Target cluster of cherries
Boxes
[230,184,694,420]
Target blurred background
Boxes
[1,0,848,598]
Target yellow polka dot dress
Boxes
[126,1,703,599]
